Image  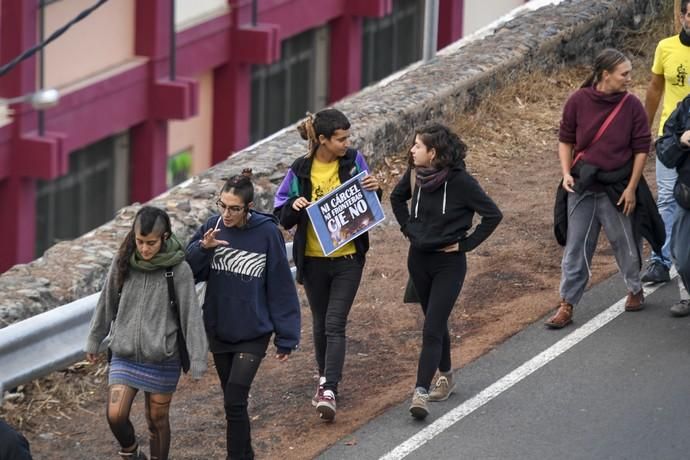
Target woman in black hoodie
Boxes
[390,123,502,420]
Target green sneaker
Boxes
[428,375,455,402]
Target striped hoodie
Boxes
[186,211,301,354]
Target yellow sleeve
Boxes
[651,40,664,75]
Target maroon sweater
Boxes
[559,86,650,171]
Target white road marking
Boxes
[380,270,678,460]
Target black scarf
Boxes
[680,29,690,47]
[416,167,450,192]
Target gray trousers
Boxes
[560,191,642,306]
[671,206,690,296]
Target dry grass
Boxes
[0,360,108,432]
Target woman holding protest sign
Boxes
[85,206,208,460]
[186,169,300,459]
[273,108,382,421]
[390,123,502,420]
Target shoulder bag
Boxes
[165,269,191,373]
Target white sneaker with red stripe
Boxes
[311,376,326,407]
[316,389,336,421]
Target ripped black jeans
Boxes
[213,352,264,460]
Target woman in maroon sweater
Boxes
[546,48,651,329]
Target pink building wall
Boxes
[0,0,464,273]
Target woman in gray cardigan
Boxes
[85,206,207,460]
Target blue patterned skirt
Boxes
[109,355,181,394]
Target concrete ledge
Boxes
[0,0,664,326]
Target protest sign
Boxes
[306,171,385,255]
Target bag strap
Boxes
[112,288,122,322]
[165,269,183,336]
[573,92,630,166]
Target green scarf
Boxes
[130,234,186,271]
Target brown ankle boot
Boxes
[545,300,573,329]
[625,290,644,312]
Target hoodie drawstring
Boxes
[414,181,448,217]
[442,181,447,215]
[414,187,421,218]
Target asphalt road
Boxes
[319,273,690,460]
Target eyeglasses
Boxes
[216,200,246,215]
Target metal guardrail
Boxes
[0,242,295,402]
[0,292,99,399]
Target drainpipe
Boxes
[422,0,439,62]
[38,0,45,135]
[170,0,176,80]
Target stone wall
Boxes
[0,0,665,326]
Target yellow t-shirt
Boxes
[305,158,356,257]
[652,35,690,135]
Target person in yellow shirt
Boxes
[644,0,690,315]
[273,108,382,421]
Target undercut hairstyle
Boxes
[221,168,254,206]
[581,48,629,89]
[116,206,172,290]
[414,123,468,169]
[296,108,351,156]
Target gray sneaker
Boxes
[409,388,430,420]
[670,300,690,317]
[428,375,455,402]
[641,262,670,284]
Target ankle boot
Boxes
[624,290,644,312]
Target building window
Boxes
[168,148,193,187]
[250,27,329,143]
[35,132,129,257]
[361,0,424,87]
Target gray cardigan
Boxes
[85,258,208,379]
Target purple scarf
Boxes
[416,167,449,192]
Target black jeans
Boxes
[213,352,263,460]
[302,255,364,393]
[0,420,32,460]
[408,247,467,391]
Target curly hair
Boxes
[115,206,171,291]
[414,123,468,169]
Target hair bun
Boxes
[241,168,253,177]
[296,112,316,144]
[296,122,309,140]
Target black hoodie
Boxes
[390,164,502,252]
[656,93,690,189]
